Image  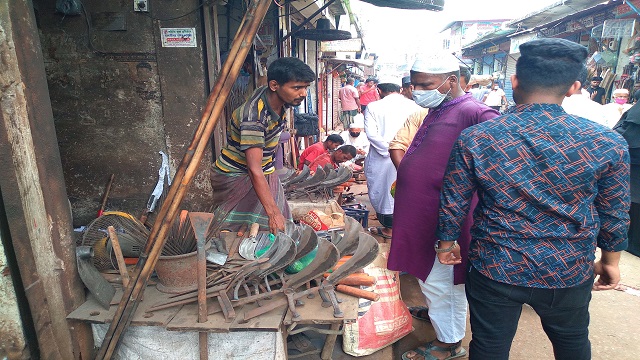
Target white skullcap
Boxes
[412,52,460,74]
[350,113,364,128]
[613,88,629,96]
[378,75,401,85]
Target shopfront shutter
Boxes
[504,53,519,103]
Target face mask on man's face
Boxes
[412,78,450,108]
[349,131,361,137]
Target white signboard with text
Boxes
[161,28,197,47]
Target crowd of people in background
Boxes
[219,39,635,359]
[327,37,634,360]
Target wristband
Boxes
[435,240,458,253]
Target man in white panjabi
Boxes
[602,88,633,128]
[364,81,421,239]
[562,67,607,125]
[340,114,370,170]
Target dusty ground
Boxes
[294,182,640,360]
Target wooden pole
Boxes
[95,1,274,357]
[0,1,93,358]
[107,226,130,288]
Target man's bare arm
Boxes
[245,147,285,234]
[390,149,405,170]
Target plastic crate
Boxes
[341,205,369,228]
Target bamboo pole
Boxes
[95,1,273,357]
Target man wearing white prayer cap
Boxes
[389,52,500,360]
[340,113,370,163]
[602,88,633,127]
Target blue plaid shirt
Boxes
[437,104,630,288]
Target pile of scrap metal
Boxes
[146,216,379,322]
[278,164,353,200]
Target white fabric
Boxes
[364,94,421,214]
[602,102,633,128]
[92,324,286,359]
[483,88,505,106]
[412,52,460,74]
[562,93,608,125]
[340,130,370,161]
[418,259,467,343]
[612,88,629,96]
[350,113,365,128]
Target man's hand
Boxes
[267,210,286,235]
[593,260,621,291]
[356,149,365,156]
[436,242,462,265]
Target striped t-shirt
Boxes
[215,87,286,174]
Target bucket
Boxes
[155,250,198,294]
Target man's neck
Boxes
[517,95,564,105]
[266,90,285,116]
[450,86,466,100]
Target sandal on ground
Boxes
[368,226,392,239]
[402,341,467,360]
[408,306,430,322]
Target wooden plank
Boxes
[67,294,117,324]
[0,1,93,357]
[67,286,181,327]
[283,291,359,325]
[166,302,230,333]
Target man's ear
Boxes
[565,81,581,97]
[510,74,518,91]
[268,80,279,92]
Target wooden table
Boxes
[282,292,359,359]
[68,283,358,359]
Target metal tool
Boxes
[97,174,115,218]
[206,238,229,266]
[283,165,310,187]
[76,246,116,309]
[321,233,379,317]
[140,151,171,224]
[238,223,260,260]
[242,238,340,321]
[331,216,363,257]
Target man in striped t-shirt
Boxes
[211,57,315,234]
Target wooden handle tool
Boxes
[107,225,130,288]
[335,285,380,302]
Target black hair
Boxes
[577,65,588,88]
[325,134,344,145]
[472,83,479,88]
[338,145,357,157]
[346,78,355,84]
[377,83,400,93]
[268,57,315,85]
[366,77,378,83]
[516,38,588,96]
[402,76,411,86]
[459,66,471,85]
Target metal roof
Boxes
[461,29,517,50]
[508,0,618,37]
[461,0,615,51]
[507,0,609,31]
